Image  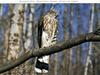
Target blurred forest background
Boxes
[0,4,100,75]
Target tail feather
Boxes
[36,59,49,70]
[35,56,49,73]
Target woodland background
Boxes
[0,4,100,75]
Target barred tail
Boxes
[35,56,49,73]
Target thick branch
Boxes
[0,32,100,74]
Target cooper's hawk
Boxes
[35,8,58,73]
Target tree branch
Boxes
[0,32,100,74]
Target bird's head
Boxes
[48,8,58,17]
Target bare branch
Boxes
[0,32,100,74]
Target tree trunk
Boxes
[84,4,94,75]
[61,4,68,75]
[3,4,36,75]
[68,4,73,75]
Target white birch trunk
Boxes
[8,4,24,60]
[84,4,94,75]
[23,4,35,75]
[4,4,25,75]
[24,4,34,51]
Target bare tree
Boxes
[3,4,36,75]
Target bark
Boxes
[84,4,94,75]
[6,4,25,75]
[6,4,36,75]
[92,5,100,75]
[7,4,24,61]
[22,4,35,75]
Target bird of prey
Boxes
[35,8,58,73]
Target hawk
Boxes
[35,8,58,73]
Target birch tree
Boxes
[22,4,35,75]
[3,4,36,75]
[84,4,95,75]
[6,4,25,75]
